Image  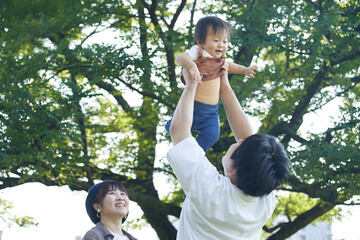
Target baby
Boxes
[165,16,258,152]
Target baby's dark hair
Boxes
[193,16,231,45]
[230,133,290,197]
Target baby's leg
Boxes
[195,117,220,152]
[165,115,173,135]
[192,102,220,152]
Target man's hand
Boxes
[243,65,259,78]
[188,65,202,84]
[183,68,199,87]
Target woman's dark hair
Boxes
[85,180,129,224]
[230,133,290,197]
[93,180,128,205]
[193,16,231,45]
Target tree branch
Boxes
[71,74,89,156]
[325,119,360,143]
[0,177,59,190]
[140,0,177,88]
[186,0,197,48]
[306,75,360,115]
[263,223,283,234]
[267,201,336,240]
[115,77,173,108]
[331,49,360,66]
[268,121,308,144]
[0,174,181,218]
[169,0,187,29]
[278,62,329,145]
[129,191,181,217]
[286,175,337,202]
[95,80,134,114]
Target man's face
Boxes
[222,140,243,180]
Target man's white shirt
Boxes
[167,137,275,240]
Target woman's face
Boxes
[97,188,130,221]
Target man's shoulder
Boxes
[168,137,200,156]
[166,137,210,195]
[167,137,205,169]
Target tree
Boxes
[0,0,359,239]
[0,198,38,228]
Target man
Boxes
[167,70,290,239]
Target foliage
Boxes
[0,198,38,228]
[271,192,343,225]
[0,0,359,239]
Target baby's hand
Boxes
[189,65,202,84]
[244,65,259,78]
[182,68,199,88]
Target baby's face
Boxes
[202,26,228,58]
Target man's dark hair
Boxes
[193,16,231,45]
[231,133,290,197]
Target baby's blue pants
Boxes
[165,100,220,152]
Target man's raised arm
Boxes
[219,74,253,141]
[169,69,198,146]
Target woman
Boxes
[82,180,137,240]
